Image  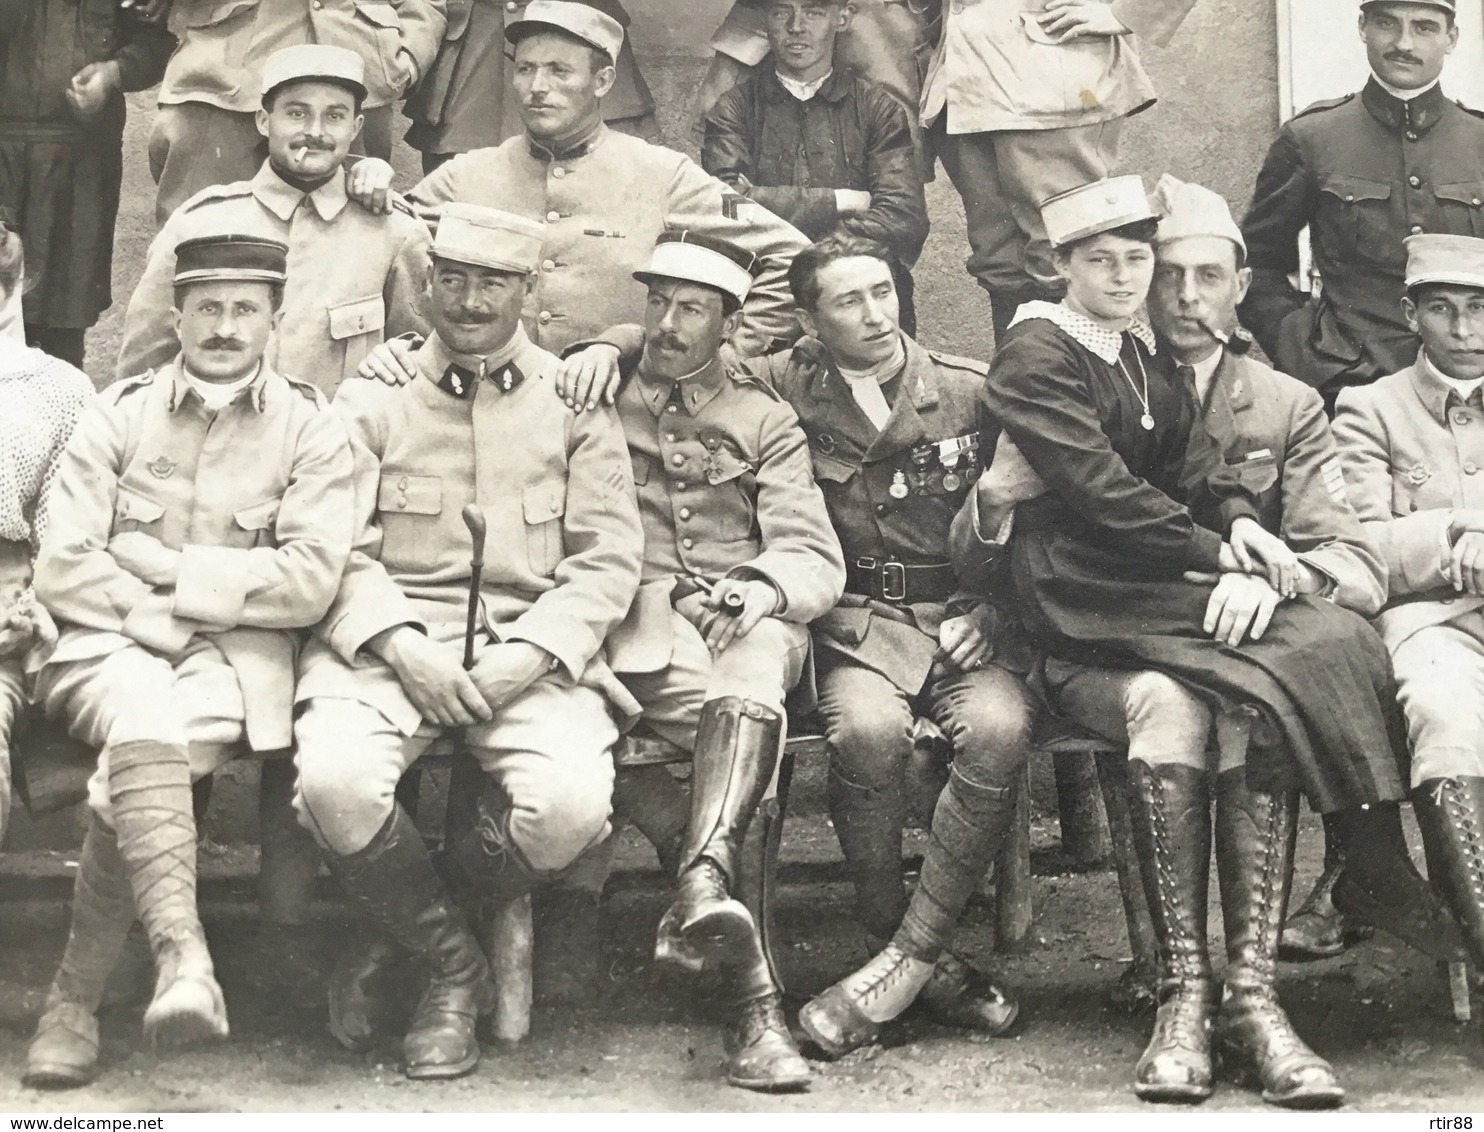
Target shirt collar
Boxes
[167,357,269,413]
[765,63,851,104]
[419,322,534,398]
[526,121,607,163]
[1011,300,1157,364]
[1361,75,1448,135]
[1414,348,1484,419]
[251,160,350,222]
[634,355,728,417]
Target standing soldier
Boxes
[353,0,808,373]
[292,204,643,1082]
[1238,0,1484,954]
[404,0,657,173]
[120,46,431,398]
[149,0,447,225]
[22,234,356,1090]
[0,0,173,366]
[599,232,843,1091]
[1334,233,1484,1015]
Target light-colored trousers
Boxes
[1392,613,1484,785]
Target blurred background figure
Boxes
[404,0,656,174]
[0,0,174,368]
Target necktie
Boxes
[844,374,893,431]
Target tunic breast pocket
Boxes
[227,498,281,551]
[1433,181,1484,240]
[376,474,443,571]
[328,295,388,390]
[1391,468,1453,516]
[1318,174,1397,265]
[522,479,567,578]
[114,491,167,538]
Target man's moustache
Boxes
[649,334,687,352]
[1385,51,1425,65]
[200,339,244,351]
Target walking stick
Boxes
[461,504,486,670]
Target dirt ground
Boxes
[14,57,1481,1115]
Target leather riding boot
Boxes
[107,740,228,1050]
[1213,772,1343,1109]
[1414,777,1484,972]
[612,764,688,876]
[826,765,909,946]
[326,806,495,1080]
[1125,760,1215,1103]
[657,698,781,971]
[722,929,810,1092]
[442,782,546,905]
[24,815,136,1089]
[327,935,405,1053]
[1329,802,1466,962]
[1279,814,1354,960]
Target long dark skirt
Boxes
[1013,536,1409,812]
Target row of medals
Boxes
[888,441,979,499]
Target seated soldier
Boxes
[292,204,643,1082]
[605,232,844,1092]
[1334,232,1484,992]
[0,225,94,841]
[701,0,928,333]
[23,235,356,1089]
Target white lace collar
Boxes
[1009,300,1156,365]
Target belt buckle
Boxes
[880,560,908,603]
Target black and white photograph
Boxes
[0,0,1479,1117]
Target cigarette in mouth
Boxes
[294,145,310,162]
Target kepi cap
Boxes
[173,234,288,287]
[633,230,760,307]
[261,44,367,102]
[1361,0,1454,13]
[1151,173,1246,255]
[1041,175,1157,249]
[506,0,624,62]
[1405,233,1484,291]
[433,203,546,275]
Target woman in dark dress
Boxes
[979,178,1418,1108]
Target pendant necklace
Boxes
[1117,340,1155,431]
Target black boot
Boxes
[327,935,405,1053]
[722,929,809,1092]
[826,765,909,946]
[989,288,1045,349]
[442,783,546,904]
[1126,761,1215,1104]
[325,807,494,1080]
[1414,777,1484,971]
[656,698,781,971]
[1329,802,1466,962]
[1280,814,1359,960]
[1213,772,1343,1109]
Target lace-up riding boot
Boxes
[1213,772,1343,1108]
[1126,760,1215,1103]
[325,806,494,1079]
[1329,802,1465,962]
[721,929,810,1092]
[107,741,227,1050]
[656,699,781,971]
[24,815,136,1089]
[1414,777,1484,972]
[441,782,546,904]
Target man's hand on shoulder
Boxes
[556,344,623,412]
[356,336,422,386]
[346,158,398,215]
[369,625,492,726]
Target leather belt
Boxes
[845,557,956,604]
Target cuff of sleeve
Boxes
[1395,511,1456,594]
[1221,500,1261,531]
[122,593,197,655]
[173,545,250,626]
[328,605,428,667]
[1187,526,1224,571]
[972,494,1016,545]
[1297,555,1339,600]
[502,609,600,681]
[724,565,788,616]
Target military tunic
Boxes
[1334,355,1484,783]
[1241,80,1484,400]
[605,354,844,745]
[31,358,356,814]
[409,124,809,356]
[293,325,644,864]
[119,162,431,398]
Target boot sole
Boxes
[676,904,758,968]
[21,1063,97,1091]
[727,1069,812,1093]
[143,978,229,1051]
[1132,1082,1213,1104]
[404,1051,480,1081]
[797,997,877,1060]
[1215,1043,1344,1109]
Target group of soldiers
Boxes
[1,0,1484,1112]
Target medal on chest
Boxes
[888,470,910,499]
